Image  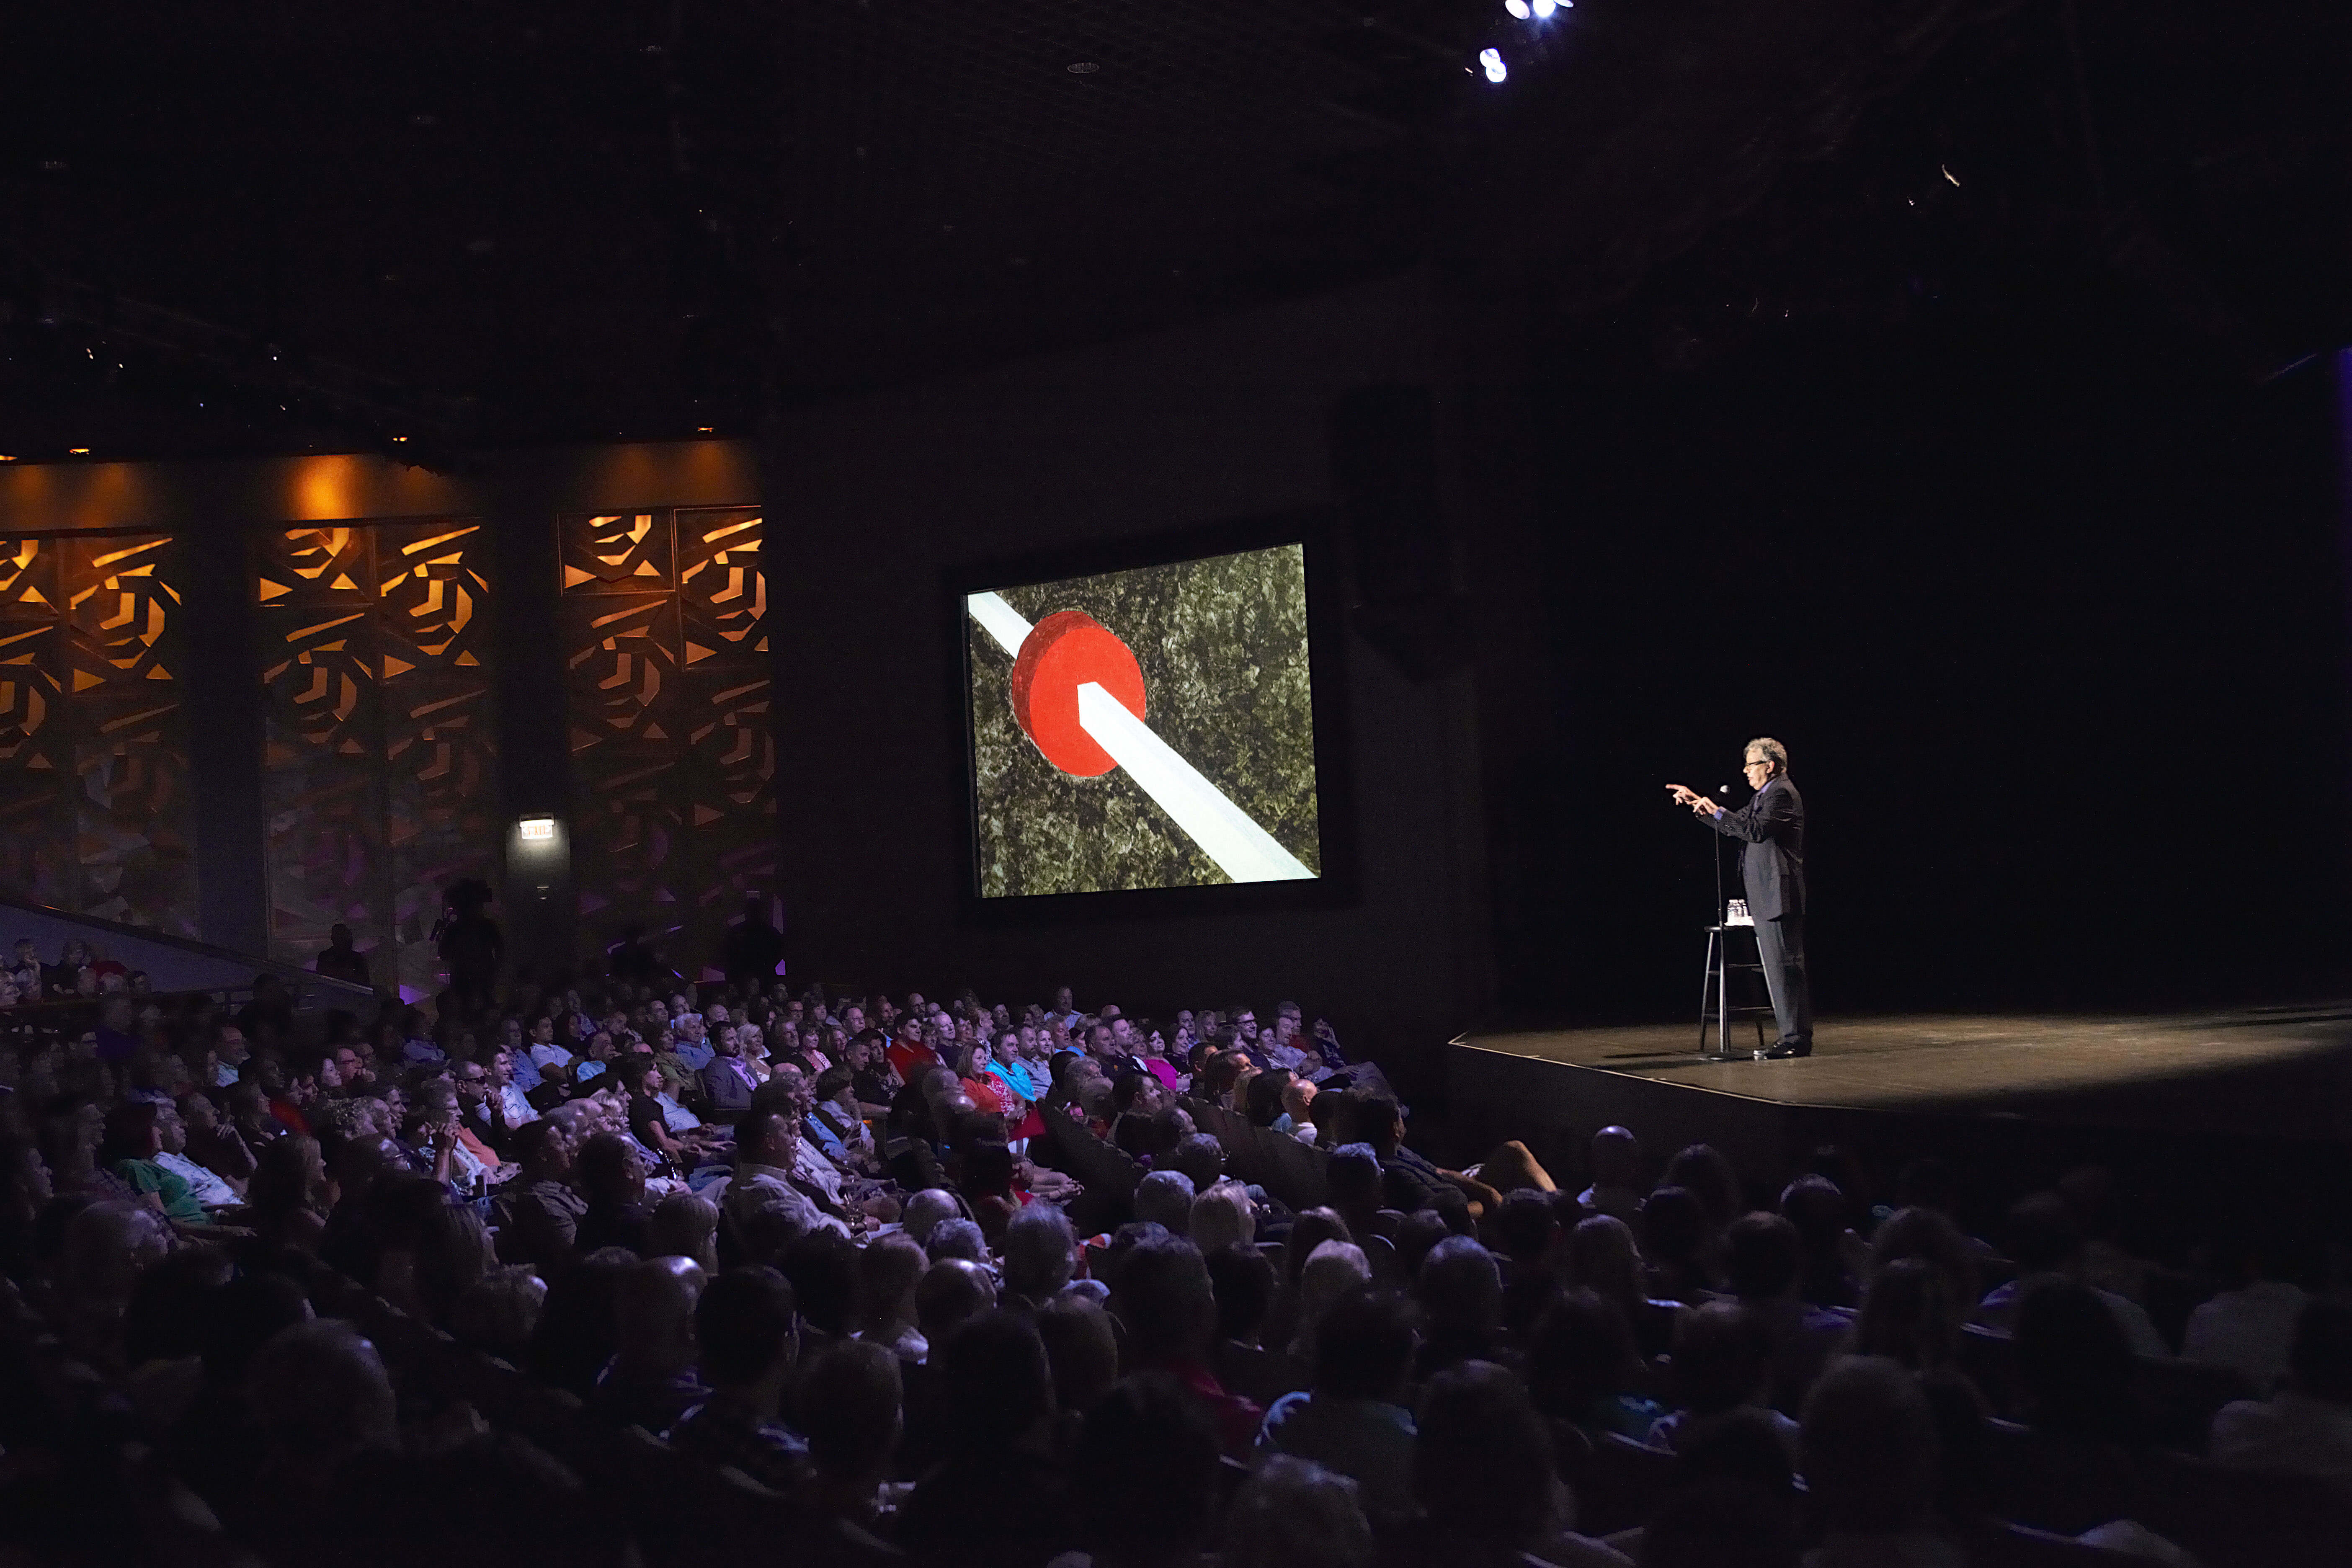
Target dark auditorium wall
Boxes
[1511,311,2352,1020]
[765,274,1496,1086]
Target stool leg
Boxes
[1698,928,1718,1054]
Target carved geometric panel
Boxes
[0,534,196,934]
[259,521,498,1000]
[562,508,773,974]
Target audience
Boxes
[0,929,2327,1568]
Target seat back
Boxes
[2132,1356,2256,1455]
[2135,1449,2352,1568]
[1560,1431,1677,1538]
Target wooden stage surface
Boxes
[1445,1003,2352,1179]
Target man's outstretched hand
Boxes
[1666,784,1720,816]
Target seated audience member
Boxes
[1638,1185,1718,1305]
[1037,1292,1121,1423]
[1869,1205,1984,1328]
[593,1254,709,1432]
[98,1101,207,1228]
[2184,1224,2310,1393]
[1068,1373,1225,1568]
[1852,1255,1965,1375]
[784,1345,900,1534]
[2006,1278,2151,1534]
[851,1231,929,1361]
[647,1189,720,1271]
[1190,1179,1256,1254]
[1527,1286,1666,1442]
[1723,1210,1847,1413]
[1135,1168,1197,1233]
[1406,1360,1631,1568]
[1170,1132,1226,1194]
[926,1216,988,1265]
[1780,1173,1861,1309]
[1278,1077,1321,1145]
[1648,1302,1801,1466]
[1206,1241,1276,1351]
[1225,1455,1375,1568]
[1350,1088,1501,1219]
[574,1131,654,1255]
[707,1106,850,1250]
[501,1119,587,1273]
[665,1264,809,1491]
[1574,1210,1679,1360]
[899,1311,1073,1568]
[1661,1143,1742,1242]
[697,1027,759,1121]
[915,1256,998,1352]
[1976,1191,2164,1356]
[1257,1285,1419,1526]
[1578,1124,1645,1223]
[1289,1239,1373,1362]
[780,1228,859,1347]
[899,1185,961,1249]
[1002,1199,1081,1308]
[239,1320,400,1551]
[2209,1295,2352,1477]
[150,1100,240,1209]
[1110,1232,1264,1457]
[1798,1357,1952,1568]
[450,1266,548,1365]
[1417,1234,1506,1377]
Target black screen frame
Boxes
[948,508,1358,925]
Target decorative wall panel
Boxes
[258,522,497,1000]
[0,534,197,934]
[562,507,772,972]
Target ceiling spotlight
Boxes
[1532,0,1558,16]
[1504,0,1529,16]
[1479,47,1507,83]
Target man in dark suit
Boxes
[1671,737,1810,1059]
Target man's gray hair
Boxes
[1001,1202,1077,1300]
[1746,736,1790,774]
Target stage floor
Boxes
[1446,1003,2352,1177]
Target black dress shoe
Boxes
[1754,1041,1813,1060]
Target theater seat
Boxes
[2134,1449,2352,1568]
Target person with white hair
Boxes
[1189,1180,1257,1254]
[1225,1454,1376,1568]
[1669,735,1811,1059]
[1289,1240,1373,1362]
[1135,1168,1197,1233]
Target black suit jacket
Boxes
[1708,775,1806,921]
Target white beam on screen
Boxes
[965,591,1033,658]
[1076,680,1315,885]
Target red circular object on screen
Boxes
[1010,610,1147,777]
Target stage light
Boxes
[67,448,89,456]
[0,455,15,463]
[391,435,409,443]
[1479,47,1507,83]
[1505,0,1530,17]
[1532,0,1558,16]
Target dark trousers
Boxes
[1753,913,1812,1047]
